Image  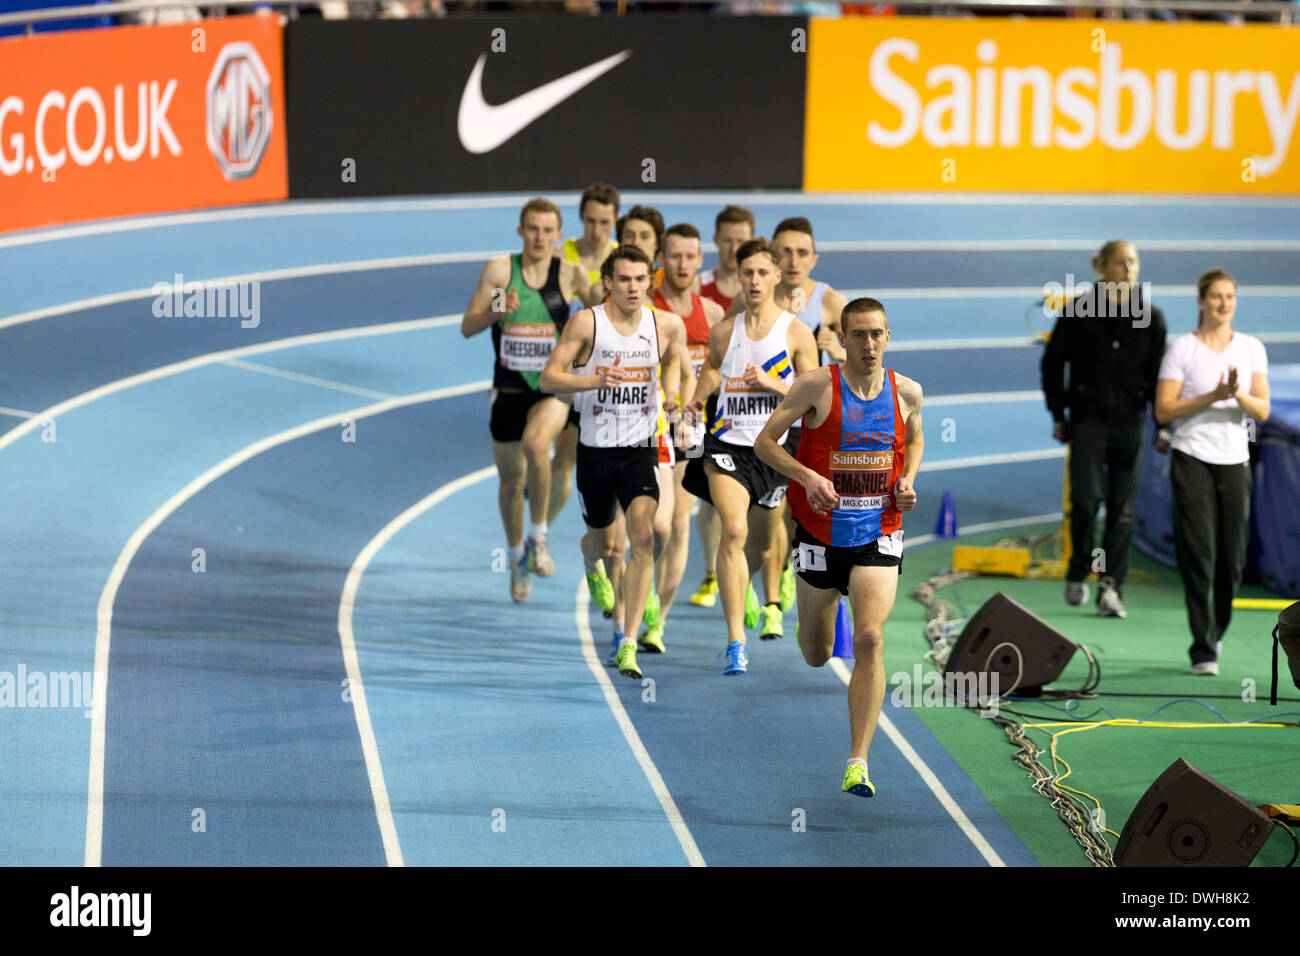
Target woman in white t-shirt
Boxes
[1155,269,1271,677]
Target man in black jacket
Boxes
[1040,240,1167,618]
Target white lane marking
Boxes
[903,511,1065,553]
[885,331,1300,351]
[222,358,398,401]
[0,255,498,331]
[0,406,35,419]
[85,381,490,866]
[820,239,1300,252]
[841,285,1300,300]
[339,464,498,867]
[6,192,1298,248]
[922,448,1066,472]
[574,578,706,868]
[825,508,1066,860]
[926,390,1044,406]
[827,658,1006,867]
[0,314,461,456]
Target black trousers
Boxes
[1169,450,1253,664]
[1067,414,1145,588]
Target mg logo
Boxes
[206,42,272,180]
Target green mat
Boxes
[884,524,1300,868]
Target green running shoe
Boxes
[842,761,875,798]
[638,620,666,654]
[780,562,796,611]
[615,642,642,679]
[744,584,760,629]
[586,568,615,613]
[760,603,783,640]
[643,586,660,627]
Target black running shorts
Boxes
[784,425,802,457]
[683,432,788,510]
[576,443,661,529]
[489,388,551,444]
[791,521,903,596]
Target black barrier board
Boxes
[286,16,805,197]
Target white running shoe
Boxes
[510,549,531,603]
[1190,661,1219,676]
[1097,578,1127,618]
[528,536,555,577]
[1064,580,1089,606]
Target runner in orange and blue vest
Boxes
[756,298,925,799]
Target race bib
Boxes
[830,449,893,511]
[499,321,556,372]
[720,377,779,432]
[688,342,708,377]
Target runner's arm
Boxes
[755,370,838,514]
[659,312,684,411]
[540,310,601,395]
[818,287,848,363]
[460,257,512,338]
[687,319,729,412]
[896,377,924,510]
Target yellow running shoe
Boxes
[842,761,875,798]
[615,642,642,679]
[689,574,718,607]
[638,620,666,654]
[780,562,796,612]
[744,584,760,630]
[643,585,660,627]
[586,567,615,613]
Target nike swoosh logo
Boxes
[457,49,632,154]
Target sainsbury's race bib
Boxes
[498,321,556,372]
[831,449,894,510]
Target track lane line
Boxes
[573,579,706,868]
[0,314,461,455]
[338,464,499,868]
[84,382,488,866]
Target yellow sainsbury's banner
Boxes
[805,17,1300,193]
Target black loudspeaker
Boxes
[1270,600,1300,704]
[1115,759,1275,867]
[944,592,1078,695]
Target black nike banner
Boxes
[285,16,806,197]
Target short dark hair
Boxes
[617,205,665,259]
[773,216,815,252]
[663,222,701,249]
[736,237,779,268]
[579,182,620,218]
[715,205,755,234]
[601,244,654,281]
[842,297,888,331]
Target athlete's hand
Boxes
[598,355,626,389]
[1228,365,1240,398]
[1052,420,1068,444]
[816,326,839,352]
[501,289,520,314]
[743,363,777,392]
[663,398,679,415]
[895,476,917,512]
[805,473,838,516]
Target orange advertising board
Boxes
[0,15,287,232]
[806,17,1300,193]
